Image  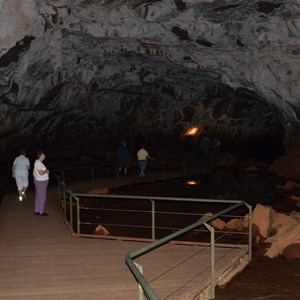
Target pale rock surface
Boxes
[250,205,300,259]
[271,211,297,229]
[199,212,226,231]
[252,203,274,238]
[242,213,250,230]
[252,205,300,259]
[225,218,244,231]
[93,224,110,236]
[199,204,300,259]
[265,222,300,258]
[0,0,300,158]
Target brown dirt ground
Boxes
[215,244,300,300]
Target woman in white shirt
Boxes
[33,150,50,216]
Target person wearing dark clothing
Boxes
[117,141,129,175]
[199,136,210,160]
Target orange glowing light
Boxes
[186,180,198,185]
[185,127,199,136]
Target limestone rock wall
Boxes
[0,0,299,159]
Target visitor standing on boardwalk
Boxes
[117,140,129,175]
[12,149,30,201]
[33,150,50,216]
[137,145,154,177]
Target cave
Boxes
[0,0,299,178]
[1,1,300,299]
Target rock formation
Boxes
[252,203,300,259]
[0,0,299,161]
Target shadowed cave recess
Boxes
[0,0,299,167]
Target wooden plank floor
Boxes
[0,180,248,300]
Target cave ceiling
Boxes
[0,0,299,160]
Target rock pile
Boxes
[253,204,300,259]
[201,203,300,260]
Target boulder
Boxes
[225,218,244,231]
[271,211,298,229]
[199,212,226,231]
[265,214,299,258]
[242,213,250,230]
[93,225,110,236]
[282,243,300,260]
[252,204,275,238]
[265,224,300,258]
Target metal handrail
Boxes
[125,201,252,300]
[52,156,210,185]
[52,165,252,299]
[57,180,80,235]
[59,191,252,299]
[73,193,251,238]
[52,162,119,184]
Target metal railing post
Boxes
[51,166,252,300]
[135,262,145,300]
[57,179,61,207]
[63,188,67,219]
[204,223,215,299]
[151,200,155,240]
[125,202,245,300]
[70,193,73,230]
[60,182,67,219]
[245,203,253,262]
[76,196,80,235]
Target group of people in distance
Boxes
[11,142,154,216]
[117,141,154,177]
[12,149,50,216]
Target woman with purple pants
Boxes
[33,150,50,216]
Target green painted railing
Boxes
[53,162,119,184]
[125,200,252,300]
[53,166,252,299]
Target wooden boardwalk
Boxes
[0,178,249,300]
